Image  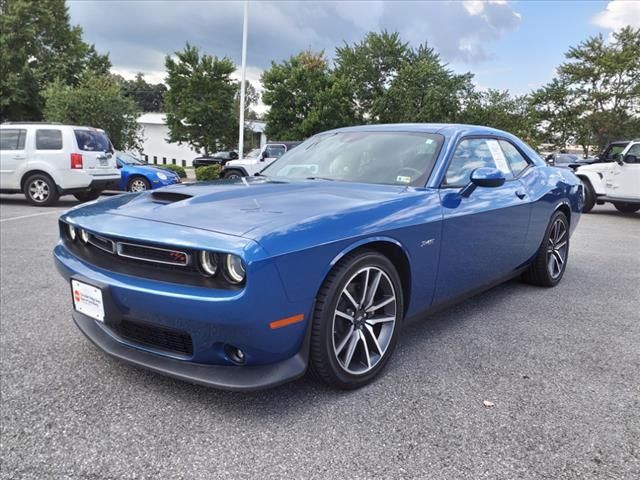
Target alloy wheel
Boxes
[29,179,50,203]
[130,179,148,192]
[547,218,568,279]
[332,266,397,375]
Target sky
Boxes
[68,0,640,112]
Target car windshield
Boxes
[246,148,260,159]
[261,131,444,186]
[74,130,112,152]
[117,152,145,165]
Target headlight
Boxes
[157,172,168,180]
[224,254,245,284]
[198,251,218,277]
[79,229,90,244]
[67,223,77,241]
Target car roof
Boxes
[1,122,105,132]
[330,123,513,137]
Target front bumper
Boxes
[72,309,308,391]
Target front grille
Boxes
[117,242,189,266]
[114,319,193,356]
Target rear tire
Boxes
[73,190,101,202]
[613,202,640,213]
[581,179,595,213]
[309,250,404,389]
[23,173,59,206]
[522,210,569,287]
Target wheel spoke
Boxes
[335,325,354,355]
[360,330,371,369]
[343,332,359,369]
[556,223,566,242]
[366,296,394,313]
[359,268,370,307]
[343,289,359,309]
[553,250,564,266]
[366,316,395,326]
[555,239,567,250]
[364,270,382,309]
[364,324,382,355]
[335,309,354,322]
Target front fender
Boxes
[576,170,605,195]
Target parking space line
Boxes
[0,210,65,223]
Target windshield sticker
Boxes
[487,140,510,174]
[396,175,412,183]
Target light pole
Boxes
[238,0,248,160]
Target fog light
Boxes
[224,344,246,365]
[67,224,77,241]
[79,229,89,243]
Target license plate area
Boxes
[71,279,105,322]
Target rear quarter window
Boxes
[36,129,63,150]
[74,130,112,152]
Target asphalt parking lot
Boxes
[1,194,638,479]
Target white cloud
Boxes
[592,0,640,30]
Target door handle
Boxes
[14,155,25,159]
[515,189,526,199]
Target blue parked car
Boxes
[54,124,583,390]
[115,152,181,192]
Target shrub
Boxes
[195,165,221,181]
[159,164,187,178]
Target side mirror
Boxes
[260,151,268,161]
[460,167,506,197]
[624,154,637,165]
[116,163,123,169]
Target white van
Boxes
[0,123,120,206]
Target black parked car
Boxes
[545,153,591,171]
[192,151,238,168]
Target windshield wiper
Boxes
[305,176,335,181]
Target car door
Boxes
[0,128,28,189]
[433,137,532,304]
[606,144,640,200]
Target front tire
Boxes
[581,179,595,213]
[127,176,151,192]
[523,210,569,287]
[613,202,640,213]
[309,250,404,389]
[23,173,59,206]
[73,190,101,202]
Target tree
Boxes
[164,44,237,154]
[335,31,410,122]
[0,0,110,121]
[234,80,260,121]
[552,27,639,150]
[116,73,167,112]
[461,89,537,144]
[43,72,140,150]
[384,45,473,124]
[261,51,355,140]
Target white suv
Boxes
[0,123,120,206]
[576,139,640,213]
[222,141,301,178]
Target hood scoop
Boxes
[151,191,193,204]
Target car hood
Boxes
[80,178,408,239]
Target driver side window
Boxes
[444,138,513,187]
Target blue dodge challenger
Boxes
[54,124,582,390]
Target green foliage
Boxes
[262,51,354,140]
[43,72,140,150]
[115,73,167,112]
[533,26,640,152]
[335,31,410,122]
[164,44,237,155]
[195,165,221,181]
[158,164,187,179]
[0,0,110,121]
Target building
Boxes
[137,113,267,167]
